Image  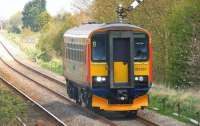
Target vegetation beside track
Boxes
[150,84,200,124]
[1,31,64,75]
[0,82,27,125]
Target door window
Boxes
[113,38,130,62]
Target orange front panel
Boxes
[92,95,149,111]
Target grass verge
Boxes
[149,84,200,124]
[0,83,27,125]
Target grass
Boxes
[37,58,63,75]
[149,84,200,124]
[0,84,27,125]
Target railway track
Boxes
[0,40,159,126]
[0,42,117,126]
[0,76,66,126]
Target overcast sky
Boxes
[0,0,74,20]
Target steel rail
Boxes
[136,116,159,126]
[0,76,66,126]
[0,41,65,86]
[0,54,117,126]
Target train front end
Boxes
[89,26,152,112]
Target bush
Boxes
[150,94,198,121]
[37,13,79,56]
[37,51,52,62]
[37,58,63,75]
[37,21,66,56]
[8,25,21,34]
[150,84,200,122]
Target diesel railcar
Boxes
[63,23,152,114]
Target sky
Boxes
[0,0,74,20]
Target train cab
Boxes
[63,23,152,113]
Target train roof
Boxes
[64,23,144,38]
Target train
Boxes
[63,22,152,116]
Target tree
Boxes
[22,0,48,32]
[7,12,22,33]
[37,11,51,30]
[8,12,22,27]
[90,0,118,23]
[37,12,85,56]
[8,25,21,34]
[166,0,200,88]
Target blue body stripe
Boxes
[92,87,150,98]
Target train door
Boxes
[109,31,134,88]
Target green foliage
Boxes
[150,84,200,123]
[8,25,21,34]
[23,45,63,75]
[150,92,199,123]
[37,51,52,62]
[23,46,41,61]
[37,14,78,56]
[36,11,51,29]
[22,0,49,32]
[37,58,63,75]
[37,21,63,55]
[166,0,200,88]
[8,12,22,27]
[91,0,118,23]
[0,89,27,124]
[7,12,22,34]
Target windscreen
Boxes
[134,33,148,61]
[92,33,107,61]
[91,32,148,62]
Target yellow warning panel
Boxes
[114,62,128,83]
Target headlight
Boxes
[139,76,144,82]
[135,76,148,83]
[135,77,139,81]
[94,76,107,83]
[92,76,107,88]
[101,77,106,81]
[96,77,102,82]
